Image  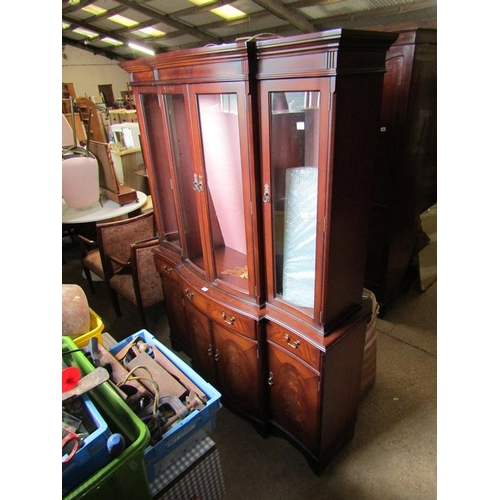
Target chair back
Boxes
[97,211,155,274]
[130,237,163,309]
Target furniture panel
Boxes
[210,303,256,341]
[155,256,190,355]
[364,28,437,310]
[267,340,320,453]
[212,323,262,419]
[184,299,217,386]
[183,292,264,424]
[267,305,369,472]
[266,321,320,370]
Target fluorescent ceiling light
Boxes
[73,27,99,38]
[188,0,215,5]
[109,14,139,28]
[137,27,165,37]
[210,5,246,20]
[82,5,107,16]
[101,38,123,46]
[128,42,155,56]
[62,22,71,30]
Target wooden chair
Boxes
[96,211,163,327]
[77,233,104,295]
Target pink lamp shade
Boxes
[62,114,75,147]
[62,156,100,209]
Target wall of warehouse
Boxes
[62,44,130,101]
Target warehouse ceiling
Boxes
[62,0,437,62]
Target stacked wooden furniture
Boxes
[363,29,437,310]
[120,29,397,473]
[76,97,108,143]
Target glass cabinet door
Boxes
[162,92,206,273]
[261,80,330,320]
[137,91,181,256]
[189,85,254,296]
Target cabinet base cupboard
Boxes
[122,29,398,473]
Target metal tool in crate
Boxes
[95,337,207,445]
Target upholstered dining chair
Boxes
[95,211,163,327]
[76,210,154,296]
[105,236,164,328]
[77,233,104,295]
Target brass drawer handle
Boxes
[284,334,300,349]
[185,288,194,300]
[162,264,172,274]
[268,371,274,385]
[221,312,235,325]
[208,343,213,356]
[214,348,219,362]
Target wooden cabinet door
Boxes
[212,322,261,419]
[157,265,190,355]
[184,299,217,386]
[267,342,320,453]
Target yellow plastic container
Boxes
[73,308,104,348]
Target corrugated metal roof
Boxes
[62,0,437,60]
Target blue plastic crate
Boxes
[62,336,151,500]
[62,393,113,496]
[109,330,222,483]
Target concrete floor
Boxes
[62,208,437,500]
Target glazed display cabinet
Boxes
[121,28,397,473]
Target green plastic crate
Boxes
[62,336,151,500]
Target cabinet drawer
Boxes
[267,322,320,370]
[183,285,256,340]
[154,257,176,277]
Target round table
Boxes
[62,191,148,224]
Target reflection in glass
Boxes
[197,93,249,293]
[270,91,320,312]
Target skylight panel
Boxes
[101,38,123,46]
[188,0,215,5]
[73,27,99,38]
[137,27,165,37]
[108,14,139,28]
[82,5,107,16]
[210,5,246,21]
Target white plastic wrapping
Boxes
[282,166,318,308]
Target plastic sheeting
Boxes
[282,166,318,308]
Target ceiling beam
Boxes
[62,15,164,52]
[62,0,95,15]
[312,0,437,29]
[251,0,317,33]
[62,35,130,61]
[113,0,224,44]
